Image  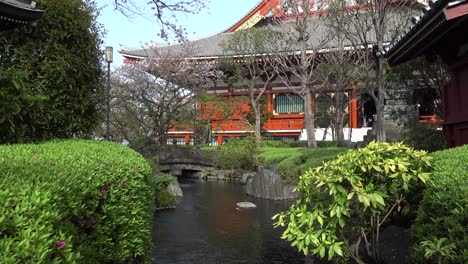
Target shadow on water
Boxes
[153,179,328,264]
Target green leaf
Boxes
[328,245,335,260]
[319,246,326,258]
[374,193,385,206]
[334,243,344,256]
[317,215,324,226]
[372,165,383,172]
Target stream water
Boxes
[152,179,324,264]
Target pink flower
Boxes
[57,240,65,250]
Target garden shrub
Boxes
[153,174,177,208]
[262,140,293,148]
[215,137,257,170]
[262,140,336,148]
[155,189,177,208]
[317,141,338,148]
[410,145,468,264]
[260,147,347,184]
[0,140,153,264]
[402,122,447,152]
[274,142,431,263]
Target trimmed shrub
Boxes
[262,140,293,148]
[262,140,337,148]
[317,141,338,148]
[260,147,347,184]
[0,140,153,264]
[402,122,447,152]
[410,145,468,264]
[215,138,257,170]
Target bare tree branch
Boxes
[112,0,208,42]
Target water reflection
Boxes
[153,179,324,264]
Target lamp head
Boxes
[105,46,113,63]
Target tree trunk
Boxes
[303,90,317,148]
[375,57,386,142]
[335,91,345,142]
[254,105,262,152]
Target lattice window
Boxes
[274,94,304,114]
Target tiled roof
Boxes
[1,0,34,9]
[382,0,468,64]
[0,0,44,29]
[120,33,231,59]
[120,17,378,61]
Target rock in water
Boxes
[168,183,183,197]
[236,202,256,209]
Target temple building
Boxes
[0,0,44,31]
[120,0,418,145]
[384,0,468,147]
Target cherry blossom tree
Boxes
[110,44,217,145]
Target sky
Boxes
[96,0,259,67]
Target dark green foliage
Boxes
[402,122,447,152]
[317,141,338,148]
[153,174,177,189]
[0,0,104,143]
[262,140,296,148]
[153,174,177,208]
[215,138,257,170]
[260,147,347,184]
[0,140,153,263]
[410,145,468,263]
[262,140,337,148]
[155,189,177,208]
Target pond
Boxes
[152,179,326,264]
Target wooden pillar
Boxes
[349,90,358,128]
[184,135,190,144]
[217,135,223,146]
[267,93,273,113]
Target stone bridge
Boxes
[158,146,215,177]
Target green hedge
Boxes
[260,147,347,184]
[410,145,468,263]
[215,138,257,170]
[0,140,153,264]
[262,140,338,148]
[402,122,447,152]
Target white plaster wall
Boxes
[300,128,372,142]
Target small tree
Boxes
[221,28,280,151]
[313,0,373,142]
[274,141,431,263]
[339,0,415,141]
[271,0,330,148]
[111,44,214,145]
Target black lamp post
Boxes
[105,46,113,141]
